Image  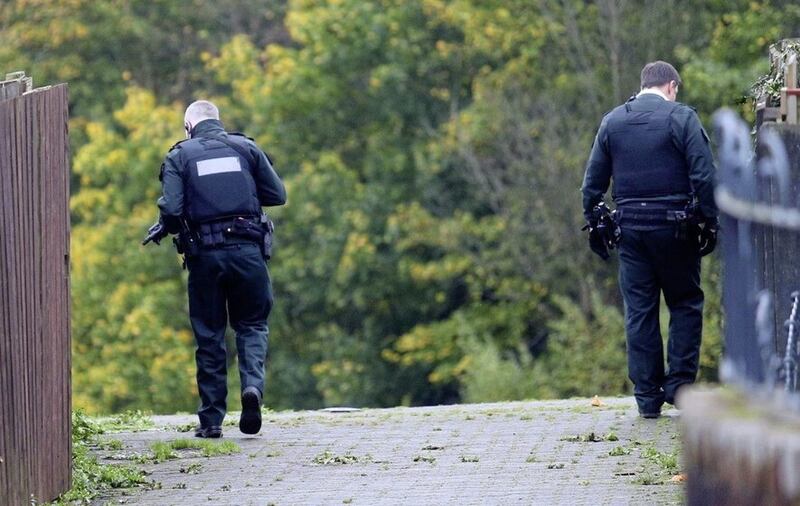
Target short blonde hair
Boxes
[184,100,219,127]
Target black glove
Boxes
[142,221,168,246]
[698,217,719,257]
[585,221,610,260]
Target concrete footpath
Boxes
[94,397,685,505]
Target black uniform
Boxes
[157,119,286,429]
[581,92,717,415]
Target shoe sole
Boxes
[195,428,223,438]
[240,390,262,434]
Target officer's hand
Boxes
[585,222,610,260]
[698,217,719,257]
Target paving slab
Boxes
[92,397,685,505]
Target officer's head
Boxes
[184,100,220,138]
[640,61,682,101]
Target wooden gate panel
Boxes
[0,83,71,505]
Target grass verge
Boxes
[48,411,150,504]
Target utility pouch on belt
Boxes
[228,217,264,243]
[220,214,275,260]
[260,213,275,260]
[173,229,199,264]
[668,210,690,240]
[666,205,700,241]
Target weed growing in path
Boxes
[413,455,436,464]
[560,432,618,442]
[641,446,679,473]
[609,446,632,457]
[312,450,371,465]
[175,423,195,433]
[149,442,179,462]
[99,410,155,432]
[145,439,241,463]
[97,439,124,451]
[180,462,203,474]
[633,471,665,485]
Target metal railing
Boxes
[714,109,800,404]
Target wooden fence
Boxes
[0,74,71,504]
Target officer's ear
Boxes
[184,122,192,139]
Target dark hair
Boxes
[640,61,682,89]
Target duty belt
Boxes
[195,216,262,248]
[616,206,689,225]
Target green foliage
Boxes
[609,446,632,457]
[312,450,369,465]
[677,1,800,122]
[147,439,241,463]
[459,338,539,403]
[0,0,287,118]
[71,410,104,441]
[458,287,628,403]
[642,446,680,473]
[699,258,724,382]
[50,411,148,504]
[96,410,156,433]
[69,90,198,414]
[172,439,241,457]
[98,439,124,451]
[148,441,179,463]
[536,291,630,398]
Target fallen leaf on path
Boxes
[591,395,604,407]
[670,473,687,483]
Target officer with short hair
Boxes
[146,100,286,437]
[581,61,718,418]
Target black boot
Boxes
[194,425,223,438]
[239,386,262,434]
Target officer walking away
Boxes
[144,100,287,437]
[581,61,718,419]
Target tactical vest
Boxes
[178,135,260,224]
[606,99,691,200]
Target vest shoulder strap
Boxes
[228,132,255,142]
[227,132,272,164]
[167,138,189,153]
[215,135,257,170]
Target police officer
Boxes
[147,100,286,437]
[581,61,718,418]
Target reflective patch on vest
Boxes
[196,157,242,176]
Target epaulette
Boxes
[228,131,256,142]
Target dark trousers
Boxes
[617,227,703,414]
[186,242,272,427]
